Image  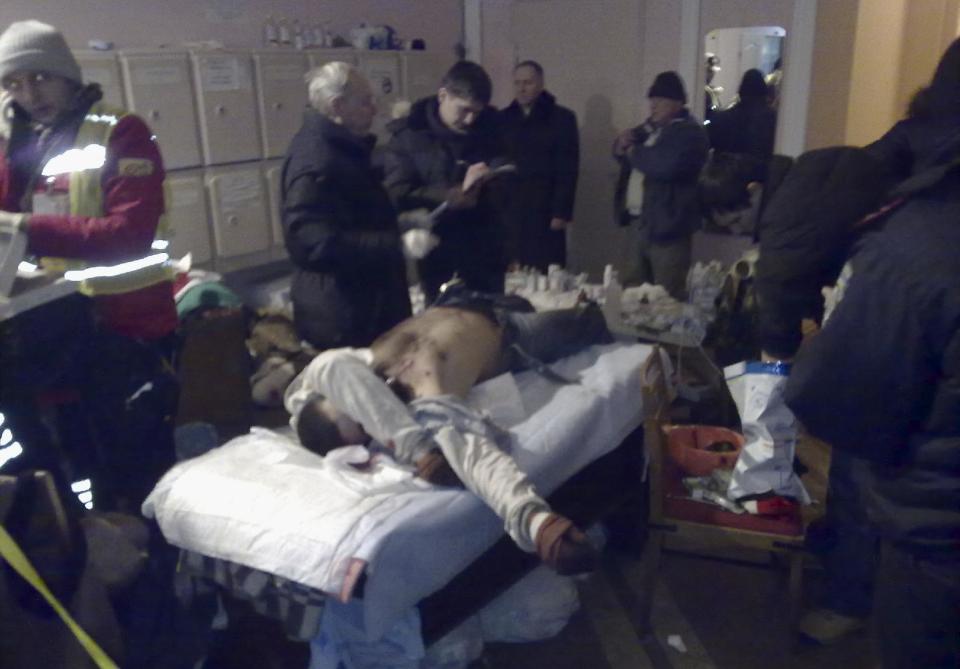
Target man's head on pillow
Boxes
[297,398,368,455]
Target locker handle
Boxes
[227,215,240,226]
[149,110,160,120]
[215,105,226,116]
[272,102,283,110]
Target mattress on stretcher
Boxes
[145,342,652,640]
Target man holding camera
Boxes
[613,71,708,300]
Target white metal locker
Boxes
[205,164,271,259]
[165,169,212,265]
[119,50,202,170]
[402,52,452,104]
[261,159,286,249]
[358,52,402,142]
[191,51,261,165]
[253,51,309,159]
[74,50,126,109]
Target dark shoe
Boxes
[535,514,598,576]
[415,450,464,488]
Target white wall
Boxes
[0,1,463,56]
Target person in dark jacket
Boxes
[383,61,508,303]
[750,147,893,645]
[785,156,960,668]
[499,61,579,270]
[787,35,960,648]
[282,62,411,350]
[753,147,892,361]
[613,71,708,300]
[707,68,777,181]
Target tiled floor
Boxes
[204,543,878,669]
[474,548,877,669]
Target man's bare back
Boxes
[370,307,506,400]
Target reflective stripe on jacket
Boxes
[39,102,175,297]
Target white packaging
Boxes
[723,361,811,503]
[478,566,580,643]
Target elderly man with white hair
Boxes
[281,62,414,350]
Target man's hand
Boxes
[462,162,491,193]
[446,185,479,210]
[613,129,635,156]
[0,211,28,235]
[415,449,464,488]
[549,217,571,231]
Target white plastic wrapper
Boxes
[723,361,811,503]
[478,565,580,643]
[422,616,484,669]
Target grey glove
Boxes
[402,229,439,260]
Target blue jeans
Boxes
[817,449,878,617]
[432,285,613,374]
[500,304,613,370]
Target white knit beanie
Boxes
[0,20,82,84]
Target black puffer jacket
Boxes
[614,109,709,241]
[499,91,579,269]
[281,110,410,349]
[753,147,893,358]
[383,97,508,301]
[785,158,960,554]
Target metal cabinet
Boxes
[253,51,308,159]
[165,169,212,265]
[205,164,271,259]
[357,52,403,142]
[402,52,452,104]
[308,49,358,69]
[191,51,261,165]
[75,50,126,109]
[261,159,286,250]
[120,50,202,170]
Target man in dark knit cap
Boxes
[613,71,708,300]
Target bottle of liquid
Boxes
[263,15,278,48]
[292,19,304,50]
[312,22,326,50]
[278,17,291,47]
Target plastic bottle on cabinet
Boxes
[292,19,304,50]
[278,17,291,47]
[263,15,278,47]
[312,22,326,50]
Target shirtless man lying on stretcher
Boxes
[284,290,612,576]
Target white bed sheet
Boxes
[145,342,651,640]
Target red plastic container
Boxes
[663,425,744,477]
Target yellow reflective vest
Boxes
[39,102,174,297]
